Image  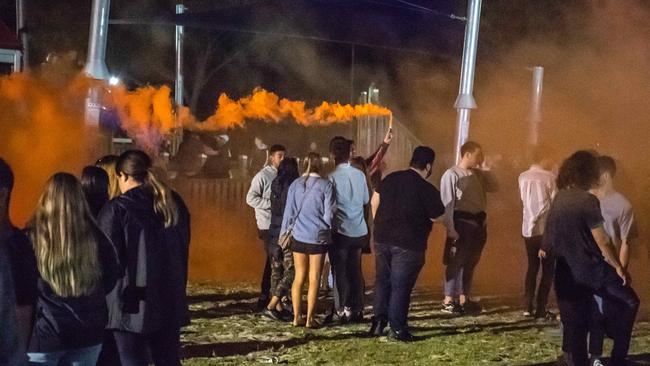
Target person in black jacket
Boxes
[26,173,120,365]
[262,157,299,321]
[0,158,27,366]
[98,150,190,366]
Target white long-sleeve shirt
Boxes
[518,164,556,237]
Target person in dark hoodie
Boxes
[262,157,300,321]
[26,173,120,365]
[0,158,27,365]
[98,150,190,366]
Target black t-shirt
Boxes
[544,188,612,293]
[374,169,444,251]
[5,225,38,306]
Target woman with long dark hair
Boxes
[262,157,300,321]
[98,150,190,366]
[26,173,119,365]
[81,166,109,218]
[544,151,638,365]
[282,153,334,328]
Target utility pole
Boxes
[453,0,482,164]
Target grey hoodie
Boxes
[246,165,277,230]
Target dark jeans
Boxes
[589,278,640,362]
[557,266,639,366]
[96,330,121,366]
[524,236,555,315]
[373,242,425,332]
[259,229,272,300]
[443,217,487,297]
[329,233,365,312]
[113,325,181,366]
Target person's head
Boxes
[303,152,322,175]
[309,142,318,152]
[530,145,555,170]
[350,156,368,175]
[410,146,436,179]
[81,166,109,217]
[597,155,617,188]
[459,141,483,168]
[95,154,121,199]
[329,136,351,165]
[277,157,300,185]
[0,158,14,217]
[32,172,100,297]
[556,150,600,191]
[269,144,286,168]
[116,150,178,227]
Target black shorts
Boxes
[291,238,329,255]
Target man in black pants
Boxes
[369,146,444,341]
[518,147,556,319]
[544,151,638,366]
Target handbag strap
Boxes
[286,176,317,232]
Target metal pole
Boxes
[16,0,27,70]
[83,0,110,80]
[453,0,482,164]
[528,66,544,146]
[175,4,186,110]
[350,44,355,104]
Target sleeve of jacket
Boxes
[0,245,25,366]
[440,170,458,233]
[96,228,121,294]
[323,181,335,228]
[97,201,126,269]
[280,182,298,236]
[246,171,271,210]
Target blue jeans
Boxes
[373,243,425,332]
[28,344,102,366]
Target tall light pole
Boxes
[453,0,482,164]
[16,0,27,70]
[528,66,544,146]
[83,0,111,127]
[175,4,186,112]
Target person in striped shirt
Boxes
[518,146,556,319]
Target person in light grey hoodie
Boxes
[246,144,286,309]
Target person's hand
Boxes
[616,266,629,286]
[447,228,459,241]
[538,249,547,259]
[383,129,393,144]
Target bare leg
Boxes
[292,252,308,325]
[306,254,325,327]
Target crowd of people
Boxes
[246,128,641,365]
[0,150,190,365]
[0,125,642,365]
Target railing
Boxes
[167,115,425,208]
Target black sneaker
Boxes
[387,328,415,342]
[440,302,455,313]
[441,302,463,314]
[535,311,557,322]
[461,299,482,313]
[368,317,387,336]
[260,308,282,321]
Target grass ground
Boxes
[180,283,650,365]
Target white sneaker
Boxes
[590,357,604,366]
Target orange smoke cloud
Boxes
[0,72,95,226]
[193,87,392,130]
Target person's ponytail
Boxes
[146,169,178,228]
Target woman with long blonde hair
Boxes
[281,153,333,328]
[98,150,190,365]
[26,172,119,365]
[95,155,121,199]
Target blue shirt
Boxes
[329,163,370,237]
[281,175,334,245]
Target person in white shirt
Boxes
[518,146,556,318]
